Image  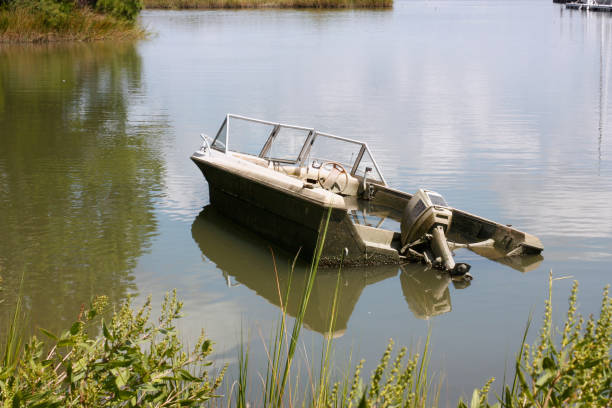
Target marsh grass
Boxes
[143,0,392,10]
[1,274,25,373]
[0,6,146,43]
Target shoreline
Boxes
[0,0,391,43]
[0,6,146,43]
[142,0,392,9]
[0,0,392,43]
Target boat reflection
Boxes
[400,266,455,319]
[191,206,472,335]
[462,246,543,273]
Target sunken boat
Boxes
[191,114,543,276]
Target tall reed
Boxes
[313,259,343,407]
[237,326,249,408]
[254,208,332,407]
[232,208,440,407]
[1,274,24,372]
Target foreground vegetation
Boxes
[1,210,611,407]
[143,0,392,10]
[1,289,225,406]
[0,272,610,406]
[1,214,611,407]
[0,0,145,42]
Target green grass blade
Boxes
[276,207,332,406]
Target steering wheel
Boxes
[317,161,349,194]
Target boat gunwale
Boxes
[190,152,348,210]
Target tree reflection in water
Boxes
[0,42,168,336]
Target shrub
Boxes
[96,0,142,21]
[34,0,72,28]
[1,0,142,23]
[0,291,225,406]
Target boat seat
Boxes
[227,154,360,196]
[273,163,303,176]
[273,164,360,196]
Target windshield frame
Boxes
[300,131,387,185]
[210,114,387,185]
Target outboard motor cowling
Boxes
[400,189,470,276]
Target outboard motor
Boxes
[400,189,471,276]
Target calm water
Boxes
[1,0,611,403]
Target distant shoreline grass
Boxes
[0,3,145,43]
[0,0,391,44]
[143,0,392,9]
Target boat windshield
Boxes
[212,115,276,156]
[212,115,311,163]
[264,126,311,163]
[304,133,384,184]
[211,114,386,185]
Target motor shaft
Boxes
[431,225,456,271]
